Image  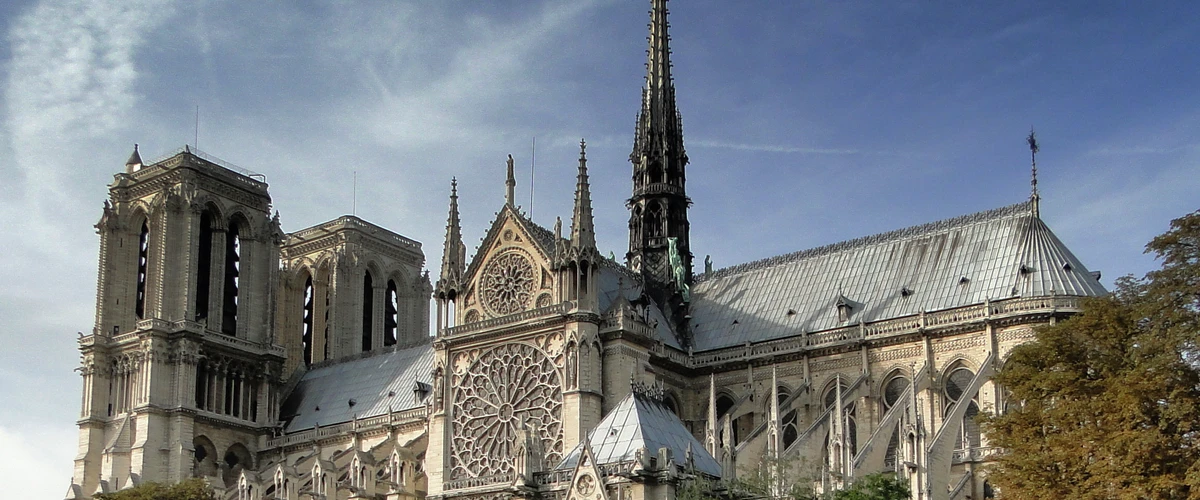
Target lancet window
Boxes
[384,279,399,347]
[221,219,241,335]
[302,275,314,367]
[195,210,215,321]
[944,367,981,449]
[362,271,374,352]
[135,220,149,319]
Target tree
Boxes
[830,473,909,500]
[984,210,1200,499]
[93,479,216,500]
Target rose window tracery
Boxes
[480,252,535,316]
[450,343,563,480]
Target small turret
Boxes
[125,144,142,173]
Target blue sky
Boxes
[1,1,1197,496]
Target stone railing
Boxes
[534,469,573,486]
[267,406,427,448]
[442,302,571,338]
[690,295,1085,366]
[140,146,268,190]
[444,472,515,491]
[951,446,1002,464]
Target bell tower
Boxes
[627,0,692,322]
[73,146,286,497]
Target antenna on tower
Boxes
[1027,127,1040,218]
[194,105,200,149]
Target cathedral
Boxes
[66,1,1107,500]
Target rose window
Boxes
[450,343,563,480]
[480,252,535,316]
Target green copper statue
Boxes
[667,237,690,302]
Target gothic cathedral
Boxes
[68,2,1107,500]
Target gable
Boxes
[459,206,560,323]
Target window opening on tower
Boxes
[221,220,240,335]
[135,220,149,319]
[195,211,214,322]
[362,271,374,352]
[384,279,398,347]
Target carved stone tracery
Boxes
[449,342,563,481]
[480,251,536,316]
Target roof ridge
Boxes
[696,201,1034,282]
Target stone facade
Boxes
[68,2,1107,500]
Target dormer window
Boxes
[413,381,432,400]
[835,295,853,322]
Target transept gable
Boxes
[459,205,561,322]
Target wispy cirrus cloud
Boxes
[689,138,917,157]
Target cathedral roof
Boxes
[281,343,434,432]
[556,390,721,477]
[688,201,1107,351]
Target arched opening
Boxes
[385,279,399,346]
[193,436,218,477]
[944,366,982,449]
[223,443,252,488]
[362,271,374,352]
[135,219,149,319]
[221,219,241,335]
[195,210,215,321]
[777,386,799,450]
[302,275,314,367]
[882,374,908,470]
[646,203,663,239]
[648,160,664,184]
[715,393,735,420]
[195,359,210,410]
[823,380,857,459]
[663,393,679,416]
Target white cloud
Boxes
[0,424,77,499]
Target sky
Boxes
[1,0,1198,497]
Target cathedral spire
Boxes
[505,154,516,208]
[1027,128,1040,218]
[437,179,464,295]
[627,0,692,324]
[571,139,595,251]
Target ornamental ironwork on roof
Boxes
[688,201,1106,352]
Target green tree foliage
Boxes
[93,479,216,500]
[985,210,1200,499]
[830,473,909,500]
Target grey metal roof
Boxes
[281,343,434,431]
[556,391,721,477]
[689,201,1106,352]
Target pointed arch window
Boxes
[777,386,798,450]
[384,279,399,347]
[362,271,374,352]
[195,211,215,321]
[646,203,664,238]
[882,375,908,470]
[945,367,982,449]
[302,275,314,367]
[823,380,858,459]
[135,220,149,319]
[221,220,241,335]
